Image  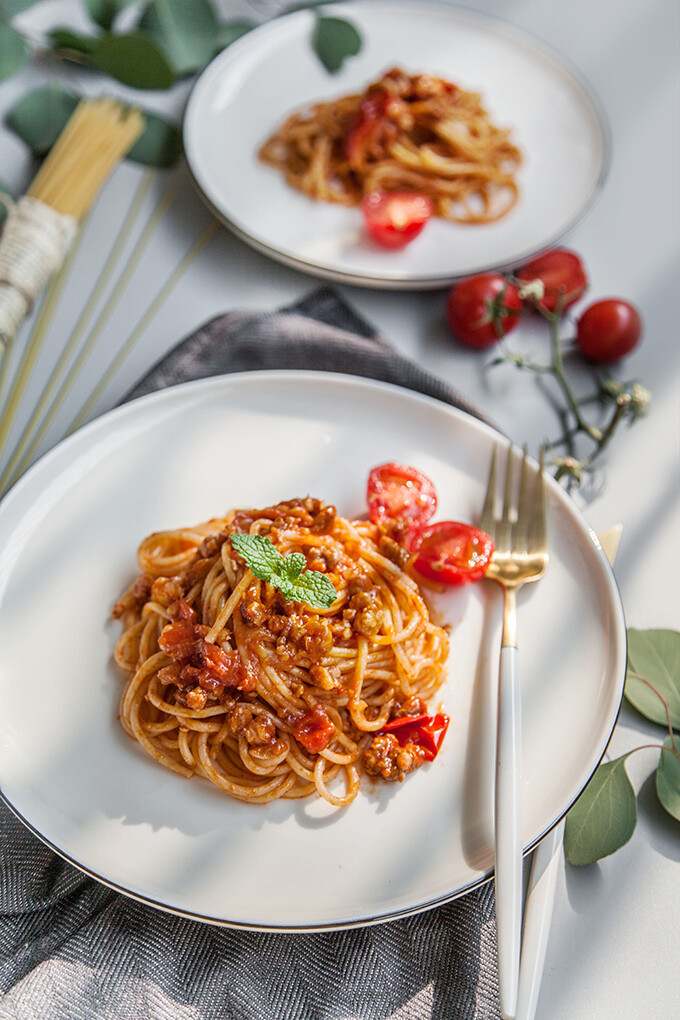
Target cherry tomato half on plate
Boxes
[576,299,642,363]
[361,191,434,249]
[367,462,437,530]
[381,713,450,761]
[408,520,495,585]
[516,248,588,312]
[446,273,522,348]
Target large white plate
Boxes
[183,1,609,289]
[0,372,625,930]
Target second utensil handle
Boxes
[496,643,523,1020]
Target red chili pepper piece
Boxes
[381,713,450,761]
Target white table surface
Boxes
[1,1,678,1018]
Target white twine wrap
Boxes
[0,195,78,350]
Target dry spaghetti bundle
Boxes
[259,66,521,224]
[113,497,450,807]
[0,98,143,349]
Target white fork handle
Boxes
[495,643,522,1020]
[516,819,565,1020]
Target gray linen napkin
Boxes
[0,288,501,1020]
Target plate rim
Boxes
[0,370,626,931]
[183,0,612,290]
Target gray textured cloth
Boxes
[0,288,501,1020]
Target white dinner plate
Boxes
[183,1,609,289]
[0,372,625,930]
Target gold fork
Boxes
[479,443,549,1020]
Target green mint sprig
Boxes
[229,532,338,609]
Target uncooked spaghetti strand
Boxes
[0,169,156,494]
[67,218,219,433]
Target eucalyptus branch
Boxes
[628,671,679,753]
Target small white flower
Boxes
[630,383,652,415]
[518,278,545,301]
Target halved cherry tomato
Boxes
[408,520,495,585]
[381,712,450,761]
[576,298,642,363]
[367,463,437,531]
[446,273,522,348]
[361,191,434,249]
[346,89,390,168]
[516,249,588,312]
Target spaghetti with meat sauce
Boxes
[113,498,450,806]
[259,66,521,225]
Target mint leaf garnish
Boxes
[229,532,283,580]
[273,566,338,608]
[229,533,338,609]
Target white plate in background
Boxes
[184,1,609,288]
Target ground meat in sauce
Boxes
[123,497,437,782]
[362,733,426,782]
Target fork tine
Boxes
[528,445,548,553]
[479,444,498,537]
[496,444,514,553]
[514,445,530,553]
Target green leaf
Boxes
[0,20,28,82]
[127,111,182,167]
[6,85,78,155]
[229,532,283,581]
[312,15,361,73]
[273,566,338,608]
[280,552,306,581]
[85,0,138,32]
[564,756,637,865]
[214,19,254,53]
[91,31,176,90]
[140,0,219,76]
[656,736,680,822]
[229,532,338,608]
[625,628,680,730]
[48,27,97,57]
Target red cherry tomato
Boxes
[576,299,642,363]
[408,521,495,585]
[516,248,588,312]
[367,463,437,531]
[446,274,522,348]
[361,191,434,249]
[381,713,450,761]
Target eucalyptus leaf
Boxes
[85,0,138,32]
[6,85,78,155]
[128,111,182,167]
[312,15,361,73]
[140,0,218,76]
[91,31,176,90]
[656,736,680,822]
[564,756,637,865]
[48,28,97,57]
[625,628,680,730]
[0,20,28,82]
[214,19,254,53]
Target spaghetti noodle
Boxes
[113,497,450,807]
[259,67,521,224]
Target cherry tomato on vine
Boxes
[576,299,642,363]
[446,274,522,348]
[367,463,437,531]
[407,521,495,585]
[361,191,434,249]
[516,248,588,312]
